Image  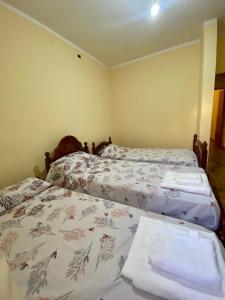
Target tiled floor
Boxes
[207,141,225,212]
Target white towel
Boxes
[161,171,211,196]
[149,234,221,290]
[121,216,156,280]
[122,216,225,300]
[175,173,202,186]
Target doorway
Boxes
[207,86,225,210]
[210,89,225,148]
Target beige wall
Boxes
[216,34,225,74]
[110,43,201,149]
[0,5,112,188]
[0,3,218,188]
[197,20,217,146]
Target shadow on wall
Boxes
[33,166,47,180]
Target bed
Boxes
[45,137,220,231]
[0,177,224,300]
[45,135,89,172]
[92,134,208,169]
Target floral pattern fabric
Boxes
[0,177,51,215]
[100,144,198,167]
[46,152,220,230]
[0,178,221,300]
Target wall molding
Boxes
[2,1,215,69]
[0,0,108,68]
[110,39,200,69]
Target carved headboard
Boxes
[192,134,208,170]
[92,137,112,155]
[45,136,89,172]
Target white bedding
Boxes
[122,216,225,300]
[100,144,199,166]
[46,152,220,230]
[161,171,211,196]
[1,178,222,300]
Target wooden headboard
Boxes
[92,134,208,171]
[45,136,89,172]
[192,134,208,170]
[92,137,112,155]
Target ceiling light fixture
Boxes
[150,1,160,17]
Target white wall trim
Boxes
[1,0,211,69]
[0,0,108,68]
[110,39,200,69]
[203,18,217,27]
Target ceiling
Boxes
[3,0,225,67]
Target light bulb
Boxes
[151,3,160,17]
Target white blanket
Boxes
[150,234,221,290]
[122,217,225,300]
[161,171,211,196]
[175,173,203,186]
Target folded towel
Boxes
[175,173,202,186]
[149,234,221,290]
[122,216,225,300]
[161,171,211,196]
[122,217,151,280]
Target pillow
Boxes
[0,177,51,215]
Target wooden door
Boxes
[214,89,225,147]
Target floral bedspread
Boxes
[100,144,198,167]
[0,177,51,216]
[46,152,220,231]
[0,178,220,300]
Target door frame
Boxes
[215,73,225,90]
